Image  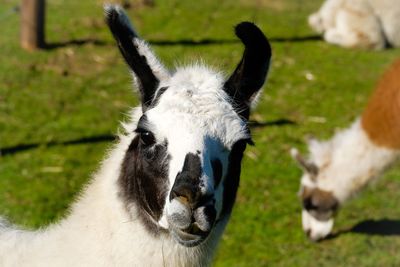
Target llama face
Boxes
[292,147,339,241]
[148,77,252,246]
[299,179,338,241]
[106,6,271,247]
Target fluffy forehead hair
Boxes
[124,65,251,146]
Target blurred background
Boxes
[1,0,400,266]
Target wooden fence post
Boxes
[20,0,45,50]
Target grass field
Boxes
[1,0,400,266]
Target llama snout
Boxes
[167,191,216,247]
[302,209,334,241]
[168,196,216,231]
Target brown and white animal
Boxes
[292,58,400,241]
[308,0,400,49]
[0,5,272,266]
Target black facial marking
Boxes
[148,86,169,108]
[105,8,160,110]
[119,136,170,235]
[170,153,202,207]
[203,205,217,224]
[220,140,247,218]
[211,159,223,188]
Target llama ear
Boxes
[224,22,272,119]
[290,148,319,177]
[105,5,170,110]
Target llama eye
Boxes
[139,131,156,147]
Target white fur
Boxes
[0,65,251,266]
[303,119,399,203]
[0,125,213,266]
[148,66,249,227]
[134,38,170,81]
[309,0,400,49]
[302,210,334,241]
[298,119,400,240]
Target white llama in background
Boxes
[308,0,400,49]
[292,58,400,241]
[0,5,272,266]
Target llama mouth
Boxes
[302,209,334,241]
[171,224,210,247]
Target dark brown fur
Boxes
[302,186,338,221]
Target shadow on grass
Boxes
[269,35,321,42]
[323,219,400,241]
[44,34,321,50]
[45,38,109,50]
[0,134,116,156]
[0,118,295,156]
[151,35,321,45]
[350,219,400,236]
[249,118,296,128]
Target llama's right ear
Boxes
[290,148,319,177]
[224,22,272,120]
[105,5,170,110]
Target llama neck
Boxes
[0,136,222,267]
[317,120,400,202]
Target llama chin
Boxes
[0,5,272,266]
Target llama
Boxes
[292,58,400,241]
[0,5,272,266]
[308,0,400,49]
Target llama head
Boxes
[291,138,340,242]
[292,119,394,241]
[105,6,271,247]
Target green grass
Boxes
[1,0,400,266]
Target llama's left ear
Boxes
[224,22,272,119]
[105,5,170,110]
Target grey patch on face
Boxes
[168,198,192,229]
[193,205,217,232]
[301,186,339,221]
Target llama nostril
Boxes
[177,196,189,206]
[170,189,189,205]
[170,182,199,206]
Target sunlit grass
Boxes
[1,0,400,266]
